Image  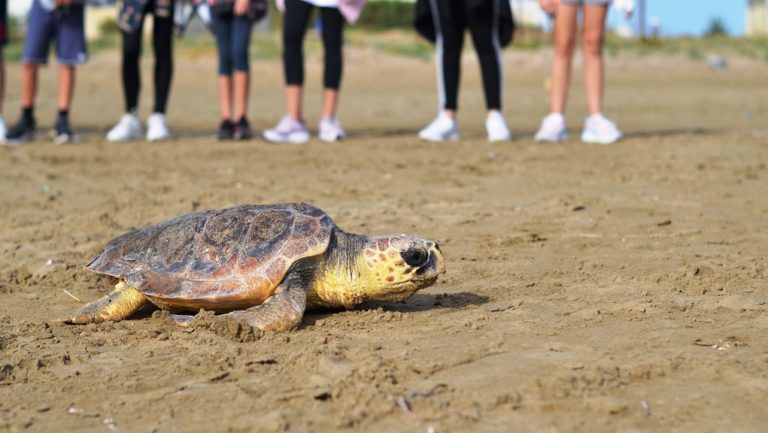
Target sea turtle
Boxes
[57,202,445,332]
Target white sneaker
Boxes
[419,112,459,142]
[0,115,6,143]
[486,111,511,142]
[534,113,567,142]
[263,115,310,144]
[318,117,345,142]
[581,113,622,144]
[106,112,142,142]
[146,113,171,142]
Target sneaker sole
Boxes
[3,132,36,146]
[54,133,73,145]
[581,131,622,144]
[318,132,345,142]
[263,131,310,144]
[418,132,460,142]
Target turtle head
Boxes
[358,234,445,303]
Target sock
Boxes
[58,109,69,121]
[22,107,34,123]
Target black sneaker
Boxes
[217,120,235,140]
[234,116,254,140]
[5,116,36,145]
[54,116,74,145]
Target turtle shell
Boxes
[86,202,335,311]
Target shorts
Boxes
[560,0,611,4]
[0,0,7,47]
[22,0,88,65]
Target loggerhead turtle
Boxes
[57,202,445,332]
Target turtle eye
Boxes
[401,248,429,267]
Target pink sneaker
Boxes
[262,115,310,144]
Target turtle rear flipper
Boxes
[172,280,306,333]
[55,282,148,324]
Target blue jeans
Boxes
[211,12,253,75]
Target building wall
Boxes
[747,0,767,35]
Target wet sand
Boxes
[1,44,767,433]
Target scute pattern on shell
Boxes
[86,203,335,310]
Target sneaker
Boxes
[146,113,170,142]
[217,119,235,140]
[106,112,142,142]
[233,116,254,140]
[534,112,567,142]
[418,112,459,142]
[318,117,345,142]
[581,113,622,144]
[486,111,511,142]
[0,116,7,143]
[5,115,36,146]
[262,115,310,144]
[54,116,74,145]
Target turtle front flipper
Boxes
[55,282,148,324]
[174,280,307,333]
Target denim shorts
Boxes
[22,0,88,65]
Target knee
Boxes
[554,34,577,58]
[582,32,604,57]
[232,41,250,72]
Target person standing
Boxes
[262,0,366,144]
[534,0,633,144]
[107,0,175,142]
[208,0,264,140]
[5,0,87,145]
[414,0,515,142]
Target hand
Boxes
[55,0,72,6]
[233,0,249,16]
[538,0,558,15]
[613,0,634,18]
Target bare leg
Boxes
[321,88,338,119]
[285,85,303,120]
[56,281,148,324]
[549,3,579,114]
[218,75,233,121]
[172,280,306,333]
[233,71,249,120]
[582,4,608,116]
[58,65,76,111]
[21,63,39,108]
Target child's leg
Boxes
[22,63,39,109]
[319,7,344,119]
[211,13,234,121]
[433,0,466,117]
[466,0,503,114]
[152,11,174,115]
[282,0,313,120]
[58,65,75,111]
[549,2,579,114]
[582,4,608,115]
[121,25,144,113]
[231,15,253,121]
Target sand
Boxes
[1,43,767,433]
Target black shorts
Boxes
[0,0,7,47]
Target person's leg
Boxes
[549,2,579,114]
[152,9,174,115]
[57,65,75,111]
[211,12,234,122]
[466,0,503,113]
[231,15,253,121]
[121,18,145,113]
[319,7,344,120]
[434,0,465,117]
[582,3,608,116]
[282,0,313,120]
